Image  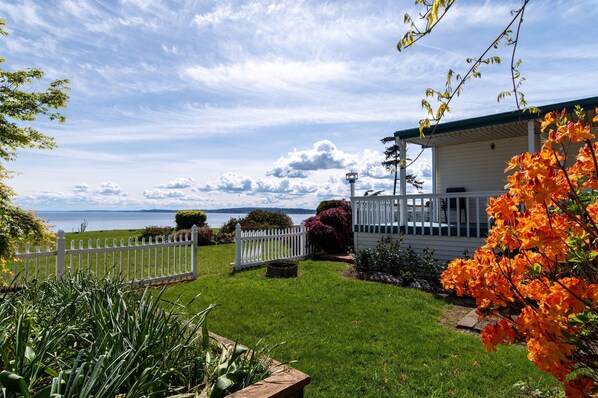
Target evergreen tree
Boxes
[380,136,423,195]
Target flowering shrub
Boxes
[305,200,352,254]
[441,106,598,397]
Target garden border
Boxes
[209,332,310,398]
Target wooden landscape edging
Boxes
[209,332,311,398]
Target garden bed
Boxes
[211,333,310,398]
[0,273,281,397]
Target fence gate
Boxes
[231,222,311,271]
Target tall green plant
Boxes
[0,273,272,397]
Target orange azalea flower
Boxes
[565,375,595,398]
[481,320,515,352]
[588,284,598,307]
[441,107,598,393]
[541,111,558,131]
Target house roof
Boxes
[395,96,598,147]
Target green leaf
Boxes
[0,370,32,397]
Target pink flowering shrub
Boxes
[305,200,352,254]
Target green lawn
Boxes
[163,243,560,398]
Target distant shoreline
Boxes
[36,207,316,214]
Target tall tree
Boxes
[381,136,423,195]
[0,19,69,280]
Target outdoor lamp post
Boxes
[345,171,358,198]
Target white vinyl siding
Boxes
[436,135,531,193]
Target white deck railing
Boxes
[231,222,311,271]
[352,191,506,238]
[6,225,199,287]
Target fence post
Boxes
[191,224,198,278]
[234,223,242,270]
[300,221,306,257]
[56,230,65,279]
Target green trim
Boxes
[394,96,598,140]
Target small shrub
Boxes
[213,231,235,244]
[305,200,352,254]
[354,237,442,279]
[219,217,241,234]
[175,210,207,230]
[173,226,215,246]
[316,199,345,215]
[219,210,293,233]
[140,225,173,239]
[245,209,293,229]
[197,225,214,245]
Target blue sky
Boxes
[3,0,598,211]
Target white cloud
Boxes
[193,5,234,27]
[268,140,349,178]
[72,183,91,193]
[143,189,186,199]
[184,59,353,95]
[161,44,178,54]
[197,172,253,193]
[97,182,123,196]
[159,177,195,189]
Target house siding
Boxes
[355,232,485,264]
[436,135,532,193]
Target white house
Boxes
[352,96,598,263]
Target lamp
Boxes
[345,171,358,198]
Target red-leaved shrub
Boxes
[305,200,351,254]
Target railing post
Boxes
[300,221,306,257]
[399,140,408,227]
[56,230,65,279]
[191,224,198,278]
[234,223,242,270]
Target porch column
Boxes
[527,120,535,153]
[432,146,437,222]
[399,139,408,227]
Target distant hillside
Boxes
[141,207,315,214]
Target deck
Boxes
[352,191,504,263]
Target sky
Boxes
[2,0,598,211]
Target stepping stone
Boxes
[457,309,479,330]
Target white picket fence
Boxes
[6,225,199,287]
[231,222,311,271]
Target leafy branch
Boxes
[398,0,533,137]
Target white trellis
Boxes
[231,222,311,271]
[7,225,199,287]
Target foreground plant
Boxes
[0,273,272,397]
[442,107,598,397]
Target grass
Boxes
[5,229,561,396]
[162,243,561,398]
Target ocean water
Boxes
[37,211,314,233]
